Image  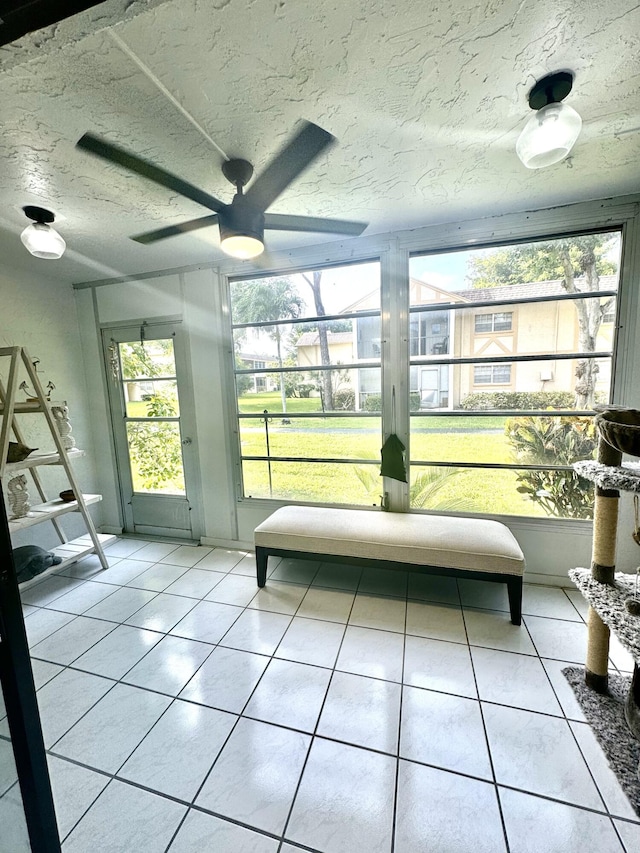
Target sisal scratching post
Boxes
[585,437,622,692]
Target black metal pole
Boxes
[263,410,273,498]
[0,479,61,852]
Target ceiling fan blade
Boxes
[131,214,220,244]
[264,213,368,236]
[244,121,335,212]
[77,133,226,214]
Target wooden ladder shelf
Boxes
[0,346,113,578]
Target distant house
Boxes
[295,276,617,410]
[237,352,279,393]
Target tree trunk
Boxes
[559,246,606,409]
[303,271,334,410]
[275,329,287,413]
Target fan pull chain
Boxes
[107,29,230,162]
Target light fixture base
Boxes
[528,71,574,110]
[23,205,55,224]
[222,159,254,190]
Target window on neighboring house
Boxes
[474,364,512,385]
[408,228,621,519]
[230,262,382,506]
[410,311,450,356]
[475,311,513,333]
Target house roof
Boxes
[456,273,619,303]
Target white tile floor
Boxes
[2,538,640,852]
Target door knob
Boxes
[181,437,192,445]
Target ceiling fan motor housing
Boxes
[218,193,265,242]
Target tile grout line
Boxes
[460,577,512,853]
[276,567,360,849]
[18,548,640,848]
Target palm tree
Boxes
[232,278,304,412]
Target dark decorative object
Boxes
[12,545,62,583]
[6,441,38,463]
[595,408,640,457]
[58,490,75,502]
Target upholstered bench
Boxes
[254,506,526,624]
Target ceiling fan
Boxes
[76,121,368,259]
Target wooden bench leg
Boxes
[256,546,268,587]
[507,576,523,626]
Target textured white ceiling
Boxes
[1,0,639,283]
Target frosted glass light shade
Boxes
[220,233,264,259]
[20,222,66,259]
[516,102,582,169]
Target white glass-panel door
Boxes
[103,323,200,538]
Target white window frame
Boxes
[217,196,640,526]
[475,311,513,333]
[473,363,512,385]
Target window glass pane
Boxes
[410,310,450,355]
[409,465,593,518]
[410,414,596,465]
[410,230,620,520]
[119,339,176,380]
[124,380,179,418]
[236,367,381,414]
[410,357,611,412]
[242,460,383,505]
[240,416,381,460]
[474,314,492,333]
[493,312,513,331]
[126,422,185,494]
[232,261,381,503]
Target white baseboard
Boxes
[200,536,253,550]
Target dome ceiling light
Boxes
[516,71,582,169]
[20,206,66,259]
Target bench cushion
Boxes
[254,506,525,576]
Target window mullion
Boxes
[382,241,410,511]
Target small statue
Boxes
[51,403,76,450]
[7,474,30,519]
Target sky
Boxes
[233,231,621,357]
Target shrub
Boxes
[362,391,420,412]
[332,389,356,411]
[505,415,597,518]
[363,393,381,412]
[460,391,575,411]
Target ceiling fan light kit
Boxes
[218,159,265,259]
[516,71,582,169]
[76,120,368,260]
[20,205,66,259]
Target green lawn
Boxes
[237,394,550,517]
[125,390,571,518]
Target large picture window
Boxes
[230,228,622,521]
[408,230,622,519]
[230,261,382,506]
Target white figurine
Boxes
[51,403,77,450]
[8,474,30,519]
